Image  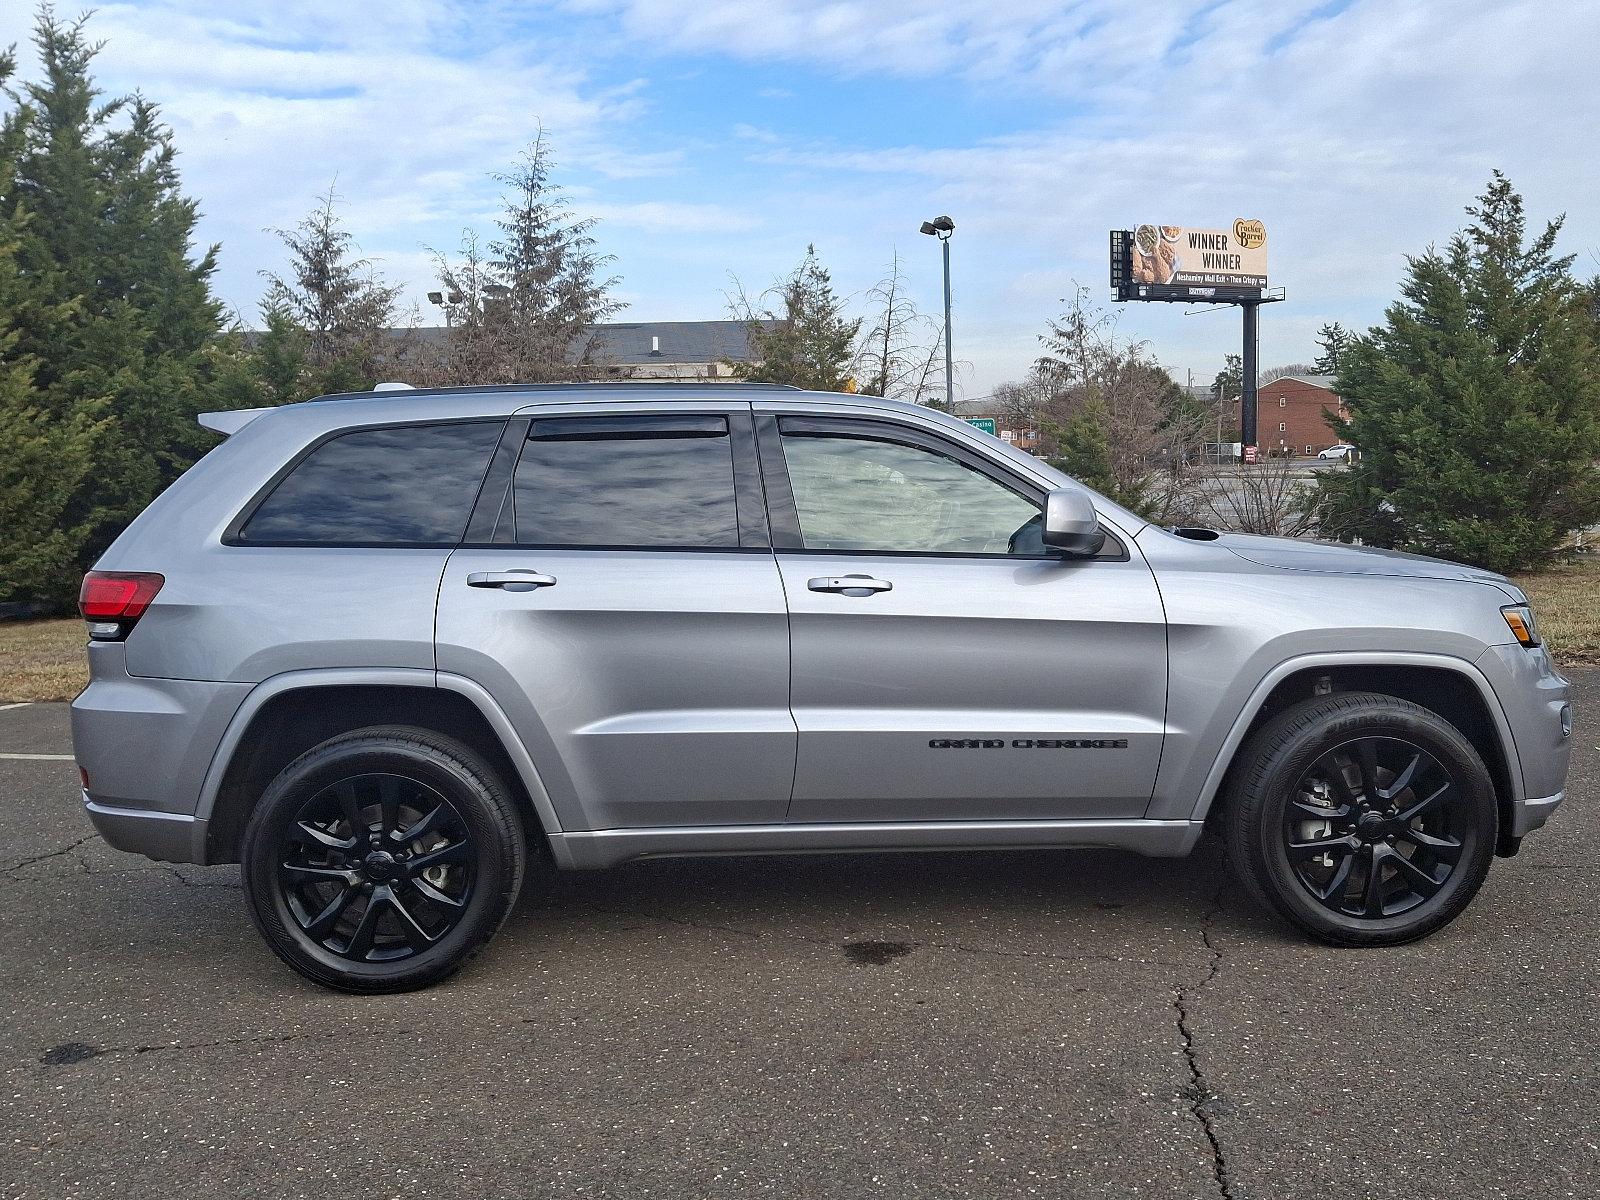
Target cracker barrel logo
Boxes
[1233,218,1266,249]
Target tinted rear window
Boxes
[512,416,739,548]
[240,422,503,545]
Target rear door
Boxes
[756,409,1168,824]
[435,402,796,833]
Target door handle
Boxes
[807,574,892,596]
[466,570,557,591]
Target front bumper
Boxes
[1511,790,1564,838]
[1478,642,1571,842]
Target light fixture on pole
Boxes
[919,215,955,411]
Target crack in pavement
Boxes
[1173,878,1234,1200]
[38,1027,418,1069]
[2,834,100,879]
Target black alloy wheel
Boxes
[1223,692,1497,947]
[278,772,476,962]
[243,727,526,993]
[1283,736,1464,919]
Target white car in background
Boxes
[1318,444,1356,461]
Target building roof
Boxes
[376,319,777,365]
[1272,374,1339,390]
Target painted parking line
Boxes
[0,752,74,761]
[0,702,33,712]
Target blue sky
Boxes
[3,0,1596,396]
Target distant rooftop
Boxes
[387,319,777,365]
[1274,374,1339,389]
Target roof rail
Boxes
[303,382,805,403]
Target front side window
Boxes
[239,421,503,545]
[512,415,740,548]
[780,432,1041,555]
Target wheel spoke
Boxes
[407,875,466,910]
[387,889,437,951]
[1397,782,1452,824]
[1290,797,1352,823]
[398,804,447,844]
[288,820,357,853]
[335,781,368,837]
[303,882,360,940]
[1287,834,1357,862]
[345,892,386,960]
[281,863,360,885]
[1388,850,1443,898]
[1376,750,1429,803]
[407,839,472,875]
[1396,825,1463,863]
[1360,845,1389,917]
[1319,852,1356,905]
[1355,741,1380,799]
[378,776,402,837]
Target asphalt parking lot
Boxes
[2,684,1597,1200]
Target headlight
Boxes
[1501,603,1541,648]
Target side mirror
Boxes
[1042,488,1106,557]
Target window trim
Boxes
[486,408,770,553]
[223,417,509,549]
[755,414,1127,561]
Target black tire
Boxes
[242,726,527,993]
[1222,692,1497,947]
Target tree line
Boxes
[4,8,1598,611]
[0,10,944,606]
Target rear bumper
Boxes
[70,641,249,865]
[84,793,209,863]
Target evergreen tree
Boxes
[262,185,402,397]
[1311,172,1600,571]
[1,8,227,589]
[429,133,622,384]
[0,79,105,602]
[1209,354,1242,406]
[732,245,861,391]
[1312,321,1351,374]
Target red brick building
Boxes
[1257,374,1345,457]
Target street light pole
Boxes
[940,234,954,412]
[920,216,956,410]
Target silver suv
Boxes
[71,385,1571,992]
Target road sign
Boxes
[965,417,997,436]
[1243,444,1258,464]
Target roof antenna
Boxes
[373,381,415,391]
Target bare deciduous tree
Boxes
[854,252,945,402]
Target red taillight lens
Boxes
[79,571,164,621]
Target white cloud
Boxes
[3,0,1597,396]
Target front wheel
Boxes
[1223,692,1497,946]
[242,726,527,993]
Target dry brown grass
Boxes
[0,619,89,702]
[1512,557,1600,666]
[2,559,1597,703]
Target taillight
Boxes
[79,571,164,639]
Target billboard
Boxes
[1111,220,1267,302]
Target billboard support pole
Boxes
[1241,299,1259,460]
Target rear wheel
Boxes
[242,726,526,992]
[1223,692,1497,946]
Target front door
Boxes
[757,411,1168,824]
[436,405,796,832]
